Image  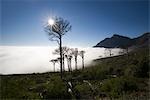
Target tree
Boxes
[45,17,71,78]
[53,46,70,72]
[71,48,79,70]
[50,59,58,72]
[65,54,73,72]
[65,55,70,72]
[68,55,73,72]
[79,50,85,70]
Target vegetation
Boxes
[0,45,149,99]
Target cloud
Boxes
[0,46,121,74]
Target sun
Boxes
[48,18,55,25]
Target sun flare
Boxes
[48,18,55,25]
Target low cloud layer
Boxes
[0,46,121,74]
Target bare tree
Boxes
[44,17,71,78]
[65,54,73,72]
[71,48,79,70]
[79,50,85,70]
[65,55,70,72]
[53,46,70,72]
[50,59,58,72]
[68,55,73,72]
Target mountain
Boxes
[132,32,149,46]
[94,32,149,48]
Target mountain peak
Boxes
[94,33,149,48]
[112,34,120,37]
[112,34,131,39]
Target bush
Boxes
[135,59,149,78]
[42,76,71,99]
[74,82,93,99]
[100,77,138,98]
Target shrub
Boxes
[74,82,93,99]
[42,76,71,99]
[135,59,149,78]
[100,77,138,98]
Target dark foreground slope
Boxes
[0,45,149,99]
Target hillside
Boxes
[0,43,149,99]
[94,32,149,48]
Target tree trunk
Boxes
[62,54,65,72]
[82,56,84,70]
[109,49,112,56]
[67,58,70,72]
[59,36,63,79]
[53,63,55,72]
[70,58,72,72]
[75,57,77,70]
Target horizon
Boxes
[1,0,149,47]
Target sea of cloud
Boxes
[0,46,121,74]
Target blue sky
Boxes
[1,0,149,47]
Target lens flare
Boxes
[48,19,54,25]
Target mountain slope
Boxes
[132,32,149,47]
[94,32,149,48]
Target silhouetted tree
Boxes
[79,50,85,70]
[45,17,71,78]
[71,48,79,70]
[53,46,70,72]
[50,59,58,72]
[65,55,70,72]
[65,54,73,72]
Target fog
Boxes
[0,46,121,74]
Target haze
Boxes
[0,46,121,74]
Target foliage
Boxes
[74,82,93,99]
[42,76,71,99]
[0,73,71,99]
[100,77,138,98]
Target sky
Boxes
[1,0,149,47]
